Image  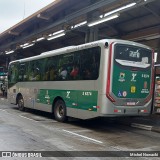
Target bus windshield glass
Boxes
[114,44,152,69]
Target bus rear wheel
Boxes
[54,99,67,122]
[18,96,25,111]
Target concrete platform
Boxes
[117,114,160,133]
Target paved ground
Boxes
[115,113,160,133]
[0,96,160,159]
[3,94,160,133]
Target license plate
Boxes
[127,102,136,106]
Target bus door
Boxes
[8,62,19,104]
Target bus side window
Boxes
[57,55,67,80]
[28,60,43,81]
[23,63,28,81]
[91,50,100,79]
[80,47,100,80]
[73,53,81,80]
[44,57,57,81]
[9,63,18,83]
[70,64,79,80]
[19,63,27,81]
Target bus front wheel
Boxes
[18,96,25,111]
[54,99,67,122]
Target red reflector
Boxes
[114,109,118,113]
[114,109,121,113]
[96,106,100,109]
[141,109,147,113]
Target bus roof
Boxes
[9,39,152,64]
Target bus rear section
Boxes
[103,41,153,116]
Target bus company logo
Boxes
[118,91,122,97]
[118,72,125,82]
[66,91,71,98]
[144,81,147,89]
[131,86,136,93]
[131,73,137,82]
[118,91,127,97]
[45,90,50,99]
[129,50,140,58]
[123,91,127,97]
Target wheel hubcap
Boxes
[19,99,23,108]
[57,105,64,118]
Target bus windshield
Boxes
[114,44,152,69]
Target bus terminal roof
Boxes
[0,0,159,65]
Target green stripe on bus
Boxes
[36,89,98,111]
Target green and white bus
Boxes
[8,39,154,122]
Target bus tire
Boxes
[54,99,67,122]
[18,96,25,111]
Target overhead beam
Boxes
[0,0,120,50]
[143,5,160,20]
[0,0,157,51]
[8,30,19,36]
[37,14,50,20]
[122,25,160,40]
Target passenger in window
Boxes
[91,56,99,79]
[44,67,50,81]
[30,68,40,81]
[29,71,34,80]
[83,68,91,80]
[60,66,67,80]
[23,74,28,81]
[70,64,79,79]
[49,65,56,80]
[34,68,41,80]
[19,69,25,81]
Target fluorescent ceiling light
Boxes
[22,43,34,49]
[36,37,45,41]
[71,21,87,29]
[32,37,45,42]
[49,30,65,36]
[48,34,52,36]
[104,2,136,17]
[5,50,14,54]
[20,43,29,47]
[47,32,66,40]
[88,14,119,27]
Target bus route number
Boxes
[82,92,92,96]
